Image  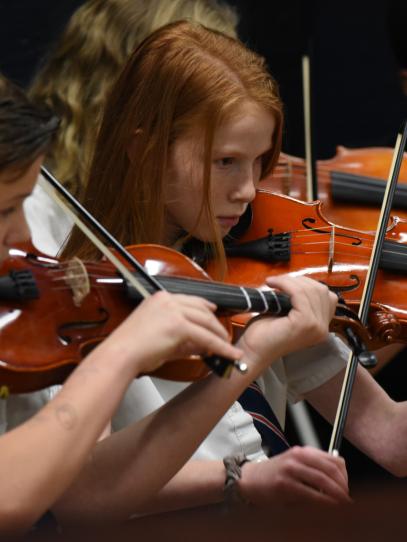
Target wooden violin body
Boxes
[211,190,407,351]
[0,244,292,393]
[0,246,215,392]
[262,147,407,230]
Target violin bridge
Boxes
[65,258,91,307]
[328,225,335,273]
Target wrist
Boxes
[223,454,250,507]
[87,337,143,381]
[236,456,267,504]
[237,333,284,371]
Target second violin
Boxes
[206,189,407,352]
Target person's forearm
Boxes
[52,275,336,523]
[307,365,407,477]
[0,339,138,533]
[376,401,407,477]
[135,460,225,515]
[53,337,281,524]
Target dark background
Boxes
[229,0,407,157]
[1,0,407,486]
[1,0,406,157]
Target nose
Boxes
[3,210,31,249]
[230,166,257,204]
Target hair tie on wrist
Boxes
[223,453,250,507]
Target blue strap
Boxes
[238,382,290,456]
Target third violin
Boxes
[262,147,407,230]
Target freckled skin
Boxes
[164,101,275,245]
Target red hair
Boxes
[62,20,283,274]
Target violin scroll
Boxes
[369,310,402,344]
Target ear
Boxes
[126,129,144,164]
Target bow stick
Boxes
[302,51,318,202]
[329,120,407,456]
[39,166,247,377]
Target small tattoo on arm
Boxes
[55,403,78,430]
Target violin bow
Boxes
[39,167,247,377]
[329,120,407,456]
[302,50,318,202]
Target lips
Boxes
[217,216,240,227]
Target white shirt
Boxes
[17,179,73,417]
[111,335,348,460]
[24,180,73,257]
[2,335,348,462]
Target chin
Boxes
[194,233,214,243]
[195,228,227,243]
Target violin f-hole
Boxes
[302,217,362,246]
[57,308,110,345]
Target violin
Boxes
[205,190,407,351]
[262,147,407,230]
[0,244,295,394]
[6,175,404,394]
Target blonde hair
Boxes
[62,21,283,277]
[29,0,238,196]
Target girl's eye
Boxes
[215,157,235,167]
[0,207,16,219]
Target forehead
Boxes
[171,101,275,159]
[213,101,275,149]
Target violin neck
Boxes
[125,274,291,316]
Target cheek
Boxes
[0,224,8,262]
[209,181,222,208]
[179,167,206,213]
[210,171,233,206]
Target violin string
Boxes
[290,239,373,251]
[42,226,379,261]
[48,279,261,307]
[46,244,406,287]
[43,225,406,291]
[289,250,371,259]
[46,268,293,306]
[47,243,407,308]
[46,244,406,286]
[45,261,110,274]
[291,227,390,245]
[292,239,407,258]
[49,275,115,283]
[47,273,247,295]
[270,224,376,241]
[292,231,407,255]
[51,285,119,292]
[293,228,373,240]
